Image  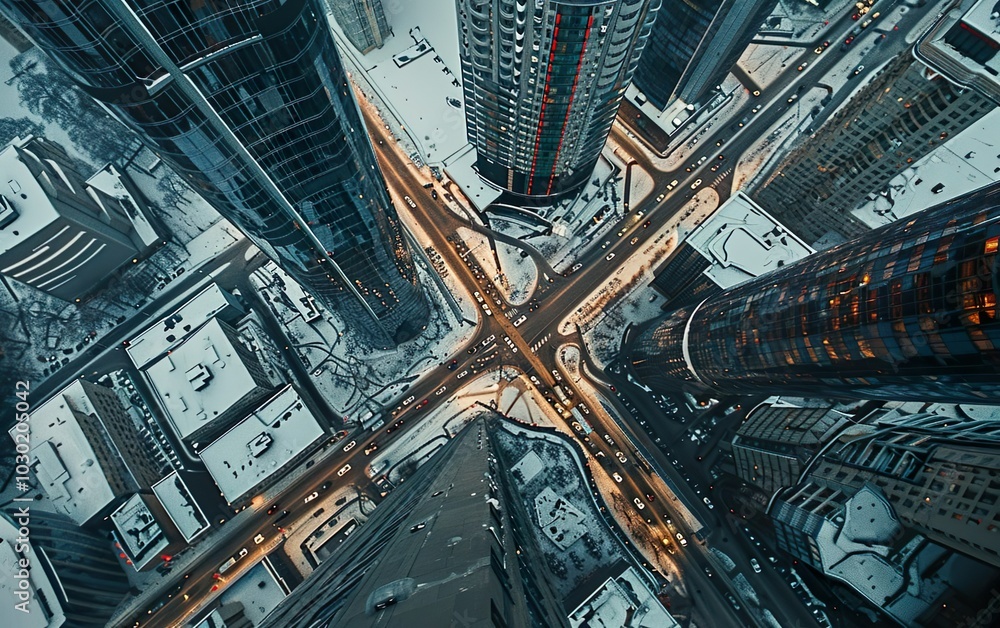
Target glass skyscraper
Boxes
[2,0,428,346]
[457,0,660,199]
[629,182,1000,404]
[633,0,776,109]
[325,0,390,53]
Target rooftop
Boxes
[199,385,325,503]
[110,494,170,571]
[152,471,210,543]
[0,137,67,250]
[0,514,62,628]
[916,0,1000,104]
[567,566,679,628]
[145,317,266,442]
[127,283,245,370]
[685,192,814,289]
[13,380,127,525]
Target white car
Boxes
[253,533,265,545]
[690,178,703,190]
[337,464,351,477]
[605,252,615,261]
[435,385,447,396]
[238,547,248,558]
[403,195,416,208]
[633,498,645,510]
[703,496,714,509]
[457,369,469,379]
[656,192,666,202]
[666,179,679,191]
[342,440,356,452]
[676,532,688,546]
[612,472,623,483]
[304,491,319,503]
[482,303,493,316]
[751,558,761,573]
[513,314,527,327]
[402,396,415,406]
[616,451,628,464]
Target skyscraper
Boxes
[259,418,569,627]
[751,0,1000,243]
[326,0,390,53]
[1,0,428,346]
[633,0,777,110]
[457,0,660,199]
[629,181,1000,404]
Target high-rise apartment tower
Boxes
[457,0,660,199]
[1,0,428,346]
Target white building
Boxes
[152,471,211,544]
[110,493,172,571]
[14,379,162,526]
[0,136,156,301]
[200,385,325,505]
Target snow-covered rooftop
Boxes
[199,385,325,504]
[0,513,62,628]
[917,0,1000,104]
[0,138,69,244]
[145,317,269,442]
[152,471,210,543]
[841,485,903,546]
[127,282,245,370]
[110,493,170,571]
[684,191,814,289]
[13,380,125,526]
[567,566,678,628]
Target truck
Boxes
[554,385,570,404]
[218,556,237,574]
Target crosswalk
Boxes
[530,333,551,353]
[504,307,519,319]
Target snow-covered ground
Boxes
[249,262,473,425]
[455,227,538,306]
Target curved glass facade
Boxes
[458,0,659,199]
[631,182,1000,403]
[3,0,428,346]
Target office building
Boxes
[650,192,812,306]
[457,0,660,199]
[109,493,184,571]
[260,418,570,627]
[2,0,429,346]
[15,379,163,526]
[751,0,1000,243]
[634,0,777,109]
[770,483,995,626]
[326,0,390,53]
[0,135,154,301]
[731,401,848,496]
[199,385,325,505]
[0,510,131,628]
[807,411,1000,569]
[629,181,1000,405]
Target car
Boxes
[447,359,458,370]
[645,492,655,502]
[364,442,379,455]
[513,314,527,327]
[403,196,416,208]
[690,179,702,190]
[751,90,760,97]
[851,12,860,20]
[374,597,397,611]
[342,440,356,452]
[751,105,761,113]
[726,593,741,611]
[430,189,438,200]
[304,491,319,503]
[797,62,808,71]
[871,11,880,19]
[656,192,665,202]
[410,522,426,533]
[254,533,265,544]
[467,346,478,355]
[642,220,651,229]
[616,451,628,463]
[633,498,645,510]
[844,35,855,46]
[601,240,611,249]
[675,532,687,546]
[605,252,615,261]
[704,566,713,577]
[435,385,447,396]
[604,434,615,446]
[321,481,332,490]
[861,18,871,28]
[703,496,714,509]
[275,509,291,522]
[814,46,824,54]
[482,303,493,316]
[751,558,761,573]
[666,179,679,190]
[710,163,721,172]
[266,504,280,515]
[629,236,639,245]
[337,464,351,477]
[612,472,623,483]
[402,396,415,406]
[854,64,865,75]
[457,369,469,379]
[787,94,797,104]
